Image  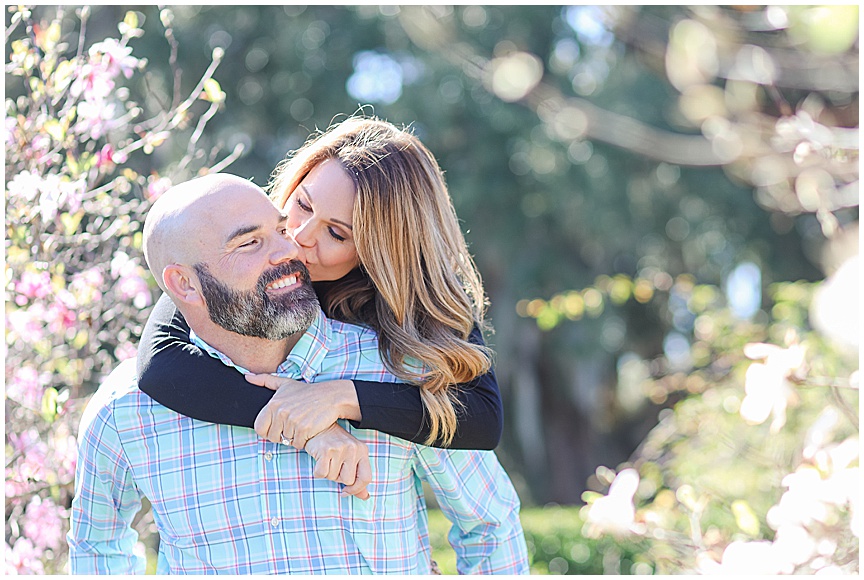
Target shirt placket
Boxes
[259,361,303,573]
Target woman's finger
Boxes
[245,373,287,391]
[253,407,272,439]
[268,419,289,444]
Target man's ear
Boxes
[163,264,205,307]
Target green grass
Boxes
[428,506,652,575]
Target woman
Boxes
[137,117,501,455]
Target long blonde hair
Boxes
[269,117,491,446]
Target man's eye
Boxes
[239,239,258,248]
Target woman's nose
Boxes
[292,219,315,247]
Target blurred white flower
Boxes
[6,170,42,201]
[89,38,140,78]
[771,524,816,569]
[705,541,781,575]
[803,407,841,460]
[815,565,845,575]
[766,465,856,535]
[585,468,639,535]
[811,255,859,350]
[740,342,805,432]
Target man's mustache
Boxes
[256,260,312,293]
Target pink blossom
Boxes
[21,496,67,551]
[73,91,118,140]
[14,271,52,304]
[118,272,152,309]
[6,304,47,344]
[95,144,128,170]
[16,440,50,485]
[7,428,39,455]
[5,538,45,575]
[70,62,115,102]
[30,133,52,164]
[115,341,138,361]
[70,267,104,304]
[46,300,77,334]
[112,251,153,309]
[146,175,173,201]
[5,475,29,499]
[5,366,46,409]
[89,38,140,78]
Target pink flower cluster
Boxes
[21,496,68,551]
[70,267,105,305]
[146,175,174,201]
[14,271,52,305]
[111,251,153,309]
[4,366,48,410]
[5,539,45,575]
[69,38,140,139]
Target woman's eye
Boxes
[296,198,312,212]
[328,227,346,242]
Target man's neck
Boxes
[190,321,303,374]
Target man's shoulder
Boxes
[77,359,154,441]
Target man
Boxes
[68,174,529,574]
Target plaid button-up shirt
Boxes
[68,309,529,574]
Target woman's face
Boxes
[285,158,360,282]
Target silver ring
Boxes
[280,435,294,446]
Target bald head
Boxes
[143,174,273,293]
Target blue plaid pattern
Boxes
[68,310,529,574]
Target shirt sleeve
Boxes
[350,326,503,450]
[67,403,146,574]
[136,292,274,428]
[412,447,530,574]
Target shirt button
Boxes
[270,517,279,528]
[264,451,273,461]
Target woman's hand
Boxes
[305,424,372,500]
[248,374,361,450]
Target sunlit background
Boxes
[5,5,859,575]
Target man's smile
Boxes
[265,273,300,292]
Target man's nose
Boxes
[271,231,303,263]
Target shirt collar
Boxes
[190,309,332,381]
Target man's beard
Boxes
[193,261,319,341]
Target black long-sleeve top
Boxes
[135,287,502,449]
